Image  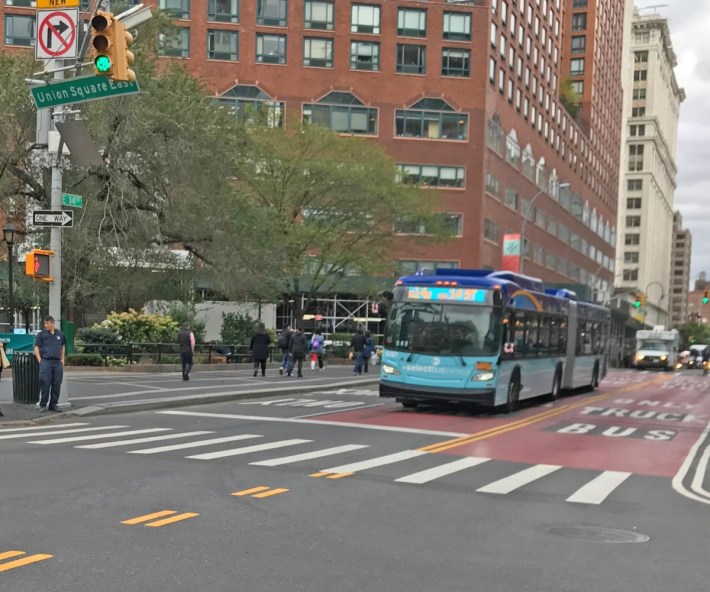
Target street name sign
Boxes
[32,210,74,228]
[36,9,78,60]
[62,193,83,208]
[37,0,79,8]
[31,75,140,109]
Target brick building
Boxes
[1,0,627,290]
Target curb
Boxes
[50,378,382,418]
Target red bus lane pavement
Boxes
[311,371,710,504]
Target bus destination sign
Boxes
[406,286,487,303]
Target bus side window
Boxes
[538,316,551,355]
[559,320,568,356]
[549,318,560,355]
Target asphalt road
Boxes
[1,369,708,591]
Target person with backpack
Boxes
[277,326,292,376]
[287,326,308,377]
[310,330,325,371]
[362,331,375,373]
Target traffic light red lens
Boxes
[91,15,108,32]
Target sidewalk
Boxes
[0,363,380,425]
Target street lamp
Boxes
[519,182,570,274]
[3,224,16,333]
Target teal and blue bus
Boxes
[379,269,610,412]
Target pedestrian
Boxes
[363,331,375,373]
[287,326,308,377]
[250,322,271,377]
[178,323,195,381]
[351,327,367,375]
[278,326,293,376]
[310,330,325,371]
[34,315,66,412]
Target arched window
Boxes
[303,91,378,134]
[215,84,284,127]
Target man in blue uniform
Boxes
[34,315,66,412]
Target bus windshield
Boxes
[384,302,501,356]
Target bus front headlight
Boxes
[636,354,645,361]
[660,355,668,361]
[382,364,400,376]
[472,372,495,382]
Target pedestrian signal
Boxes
[25,249,53,281]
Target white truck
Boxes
[634,326,679,371]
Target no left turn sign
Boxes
[36,8,78,60]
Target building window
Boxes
[628,144,644,171]
[573,0,588,6]
[626,197,642,210]
[635,31,650,44]
[160,0,190,19]
[570,80,583,95]
[484,218,500,242]
[207,0,238,23]
[303,38,333,67]
[304,0,334,30]
[632,88,646,100]
[351,3,380,34]
[4,14,35,46]
[571,35,585,52]
[398,164,465,188]
[207,29,238,60]
[395,214,462,236]
[634,51,648,64]
[159,27,190,57]
[624,252,639,264]
[623,269,638,282]
[630,124,646,136]
[351,41,379,71]
[632,107,646,117]
[627,179,642,191]
[396,44,426,74]
[398,8,427,37]
[625,233,640,246]
[633,70,647,82]
[625,215,641,228]
[570,58,584,75]
[571,13,586,31]
[3,0,35,6]
[257,0,287,26]
[442,48,470,77]
[303,91,377,135]
[395,98,468,141]
[397,260,459,275]
[485,172,500,196]
[214,84,284,127]
[256,34,287,63]
[504,187,518,210]
[443,11,471,41]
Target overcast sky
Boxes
[641,1,710,286]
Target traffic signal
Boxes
[703,288,709,305]
[90,13,136,82]
[90,11,115,77]
[633,293,641,309]
[25,249,53,281]
[639,292,647,308]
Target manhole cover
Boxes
[538,524,650,543]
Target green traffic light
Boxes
[703,297,709,305]
[95,55,112,73]
[633,300,641,309]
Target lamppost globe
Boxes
[519,182,570,274]
[3,223,16,333]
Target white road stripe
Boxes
[566,471,631,505]
[250,444,369,467]
[76,431,215,449]
[126,434,262,455]
[690,443,710,501]
[158,410,468,438]
[322,450,427,474]
[395,456,491,484]
[187,439,311,460]
[0,426,129,440]
[476,464,562,494]
[0,423,89,433]
[28,428,172,445]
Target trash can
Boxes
[12,352,41,404]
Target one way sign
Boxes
[32,210,74,228]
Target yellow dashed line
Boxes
[0,553,53,573]
[122,510,177,525]
[326,472,354,480]
[145,513,199,527]
[310,472,331,478]
[252,488,289,498]
[232,486,271,496]
[0,551,25,561]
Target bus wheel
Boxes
[401,399,418,409]
[548,367,562,401]
[506,377,520,414]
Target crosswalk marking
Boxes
[250,444,369,467]
[76,431,215,449]
[0,426,129,441]
[126,434,262,455]
[28,428,172,445]
[566,471,632,505]
[395,456,491,484]
[476,464,562,494]
[187,439,312,460]
[0,423,89,433]
[321,449,427,474]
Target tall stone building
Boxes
[669,211,691,327]
[615,7,685,327]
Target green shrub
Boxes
[160,302,207,343]
[65,354,105,366]
[220,312,256,345]
[159,355,182,365]
[99,309,180,343]
[328,332,353,358]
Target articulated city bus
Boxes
[379,269,610,412]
